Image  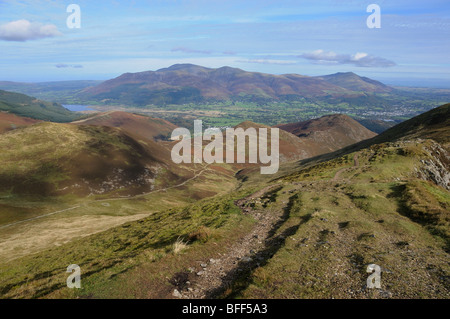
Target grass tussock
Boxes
[188,226,213,243]
[172,237,189,254]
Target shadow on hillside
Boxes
[205,193,310,299]
[388,183,450,253]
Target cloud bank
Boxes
[55,64,83,69]
[0,19,62,42]
[300,50,396,67]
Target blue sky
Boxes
[0,0,449,87]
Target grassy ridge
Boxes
[0,138,448,298]
[226,140,450,299]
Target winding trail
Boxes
[177,154,362,299]
[0,206,81,230]
[332,153,359,181]
[0,164,211,230]
[179,185,292,299]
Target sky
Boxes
[0,0,449,87]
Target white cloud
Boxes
[0,19,62,42]
[300,50,396,68]
[55,64,83,69]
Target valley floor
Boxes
[0,163,236,263]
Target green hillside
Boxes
[0,81,102,104]
[0,90,78,122]
[231,140,449,299]
[0,122,187,198]
[0,104,448,299]
[369,103,450,146]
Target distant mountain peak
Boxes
[333,72,357,76]
[158,63,210,72]
[316,71,393,93]
[80,64,394,105]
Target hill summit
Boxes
[79,64,395,105]
[276,114,377,154]
[316,72,393,93]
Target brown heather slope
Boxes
[226,116,377,178]
[233,121,323,162]
[72,111,177,140]
[0,122,190,197]
[276,114,377,154]
[0,112,41,133]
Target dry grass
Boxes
[172,236,189,254]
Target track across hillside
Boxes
[0,164,211,230]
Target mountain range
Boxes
[0,65,446,136]
[79,64,394,105]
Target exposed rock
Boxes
[419,143,450,190]
[242,256,252,262]
[172,289,182,298]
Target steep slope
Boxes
[80,64,351,105]
[0,90,78,122]
[220,104,450,299]
[0,112,41,134]
[356,118,398,134]
[1,105,448,299]
[72,111,177,140]
[276,114,377,154]
[369,103,450,147]
[316,72,394,93]
[231,141,449,299]
[233,121,320,162]
[0,122,187,197]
